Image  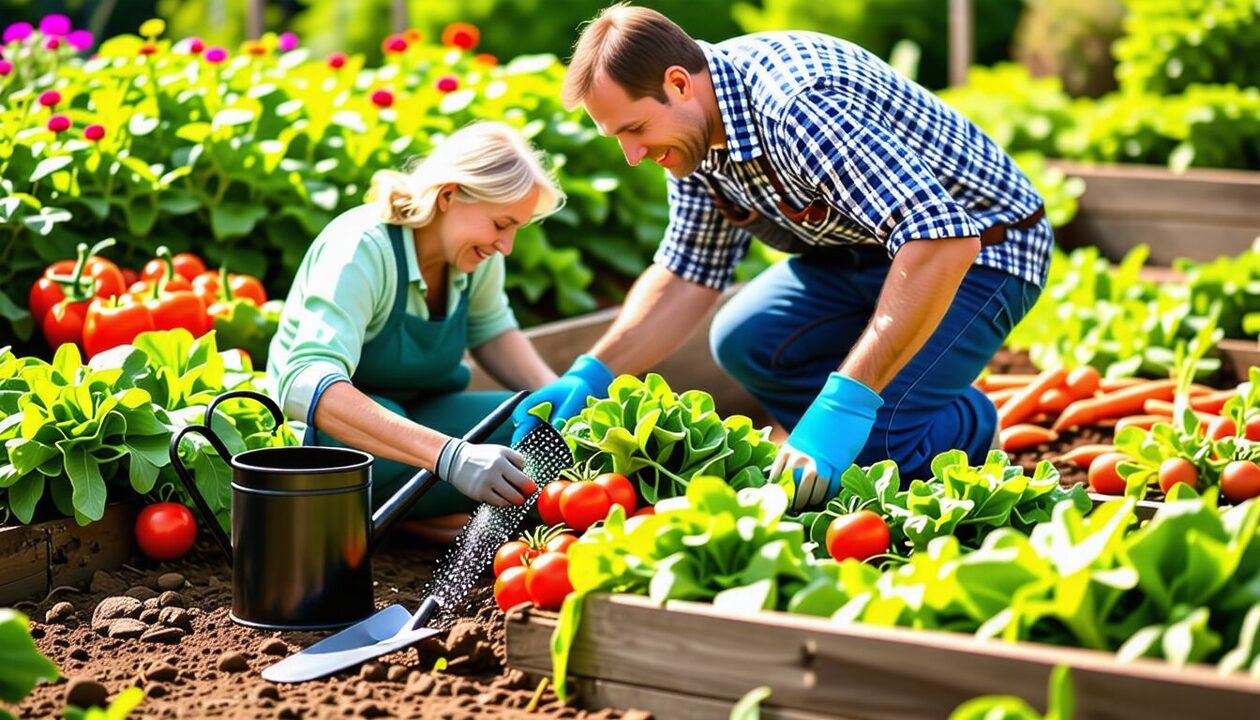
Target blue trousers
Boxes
[710,254,1041,481]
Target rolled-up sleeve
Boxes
[269,223,393,421]
[654,173,752,290]
[466,253,519,349]
[776,89,983,256]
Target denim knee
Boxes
[709,302,773,385]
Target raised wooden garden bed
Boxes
[506,594,1260,720]
[1050,161,1260,265]
[0,503,138,605]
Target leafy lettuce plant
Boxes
[561,374,780,503]
[0,609,59,719]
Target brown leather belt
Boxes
[979,205,1046,247]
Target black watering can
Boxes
[169,389,526,630]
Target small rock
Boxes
[147,683,168,699]
[258,638,288,656]
[356,701,391,718]
[256,685,281,701]
[139,609,160,625]
[158,607,192,632]
[124,586,158,601]
[69,648,90,662]
[89,570,126,595]
[92,597,143,634]
[45,602,75,624]
[216,651,248,672]
[406,674,435,696]
[64,678,109,709]
[144,663,179,683]
[156,573,185,591]
[156,591,186,609]
[143,598,161,611]
[140,626,185,644]
[358,663,387,682]
[106,618,148,640]
[385,665,408,683]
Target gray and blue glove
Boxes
[511,354,614,442]
[771,373,884,511]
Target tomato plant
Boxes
[824,510,890,563]
[135,503,197,561]
[492,525,575,577]
[525,551,573,610]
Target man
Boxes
[513,4,1049,511]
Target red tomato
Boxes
[1222,461,1260,504]
[544,533,578,554]
[1246,416,1260,442]
[559,482,612,532]
[135,502,197,561]
[1158,457,1198,494]
[824,510,890,563]
[1207,416,1238,441]
[144,289,209,336]
[42,300,89,350]
[633,506,656,517]
[493,566,530,612]
[592,473,636,515]
[192,271,267,307]
[142,252,207,284]
[537,480,569,527]
[82,297,155,357]
[493,540,534,577]
[29,276,67,327]
[525,552,573,610]
[1088,452,1128,495]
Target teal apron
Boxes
[310,224,513,518]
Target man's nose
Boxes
[619,139,647,166]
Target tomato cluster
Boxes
[537,470,650,532]
[491,526,578,612]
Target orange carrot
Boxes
[1000,424,1059,451]
[976,373,1038,392]
[985,387,1020,406]
[1190,389,1238,415]
[1052,379,1178,432]
[1115,414,1169,432]
[1038,387,1074,414]
[1065,366,1102,399]
[1058,444,1116,469]
[1143,398,1176,416]
[1099,377,1147,392]
[999,368,1069,430]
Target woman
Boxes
[267,122,564,535]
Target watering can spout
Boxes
[368,391,529,552]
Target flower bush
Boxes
[0,18,668,339]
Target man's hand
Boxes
[511,354,614,442]
[771,373,883,511]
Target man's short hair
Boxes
[562,3,707,110]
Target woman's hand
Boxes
[436,439,537,506]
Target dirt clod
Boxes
[139,608,161,624]
[125,585,158,601]
[91,596,142,634]
[359,663,387,682]
[157,591,186,609]
[216,651,249,673]
[106,618,148,639]
[144,663,179,683]
[158,606,192,631]
[46,601,75,624]
[64,678,109,709]
[157,573,185,591]
[140,626,186,644]
[258,638,289,656]
[385,665,408,683]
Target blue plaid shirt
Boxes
[655,32,1052,289]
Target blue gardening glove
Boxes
[771,373,884,512]
[511,354,614,442]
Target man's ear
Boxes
[663,65,691,101]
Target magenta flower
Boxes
[383,35,408,53]
[0,60,11,76]
[204,47,227,63]
[370,89,394,108]
[39,14,71,37]
[67,30,93,51]
[47,114,71,133]
[326,51,347,69]
[187,37,205,54]
[38,90,61,107]
[84,124,105,141]
[45,37,60,50]
[3,22,33,44]
[278,32,298,52]
[435,76,459,93]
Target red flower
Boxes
[188,37,205,54]
[441,22,479,50]
[38,90,61,107]
[47,114,71,133]
[84,124,105,141]
[370,89,394,108]
[44,37,61,50]
[327,52,347,69]
[382,34,408,54]
[0,60,11,76]
[139,43,157,56]
[435,76,459,93]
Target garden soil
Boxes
[15,541,649,720]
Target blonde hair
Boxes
[366,121,564,227]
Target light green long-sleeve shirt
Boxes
[266,205,519,421]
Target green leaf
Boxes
[729,686,773,720]
[30,155,73,183]
[209,202,268,240]
[0,609,59,703]
[63,443,107,523]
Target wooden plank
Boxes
[1089,493,1160,521]
[1219,338,1260,385]
[46,503,138,590]
[508,594,1260,720]
[0,523,48,605]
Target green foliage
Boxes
[0,24,667,339]
[0,609,59,709]
[1013,0,1125,98]
[1114,0,1260,95]
[948,666,1074,720]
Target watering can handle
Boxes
[169,424,236,567]
[203,390,286,433]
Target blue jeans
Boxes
[710,253,1041,482]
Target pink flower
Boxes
[435,76,459,93]
[38,14,71,37]
[370,89,394,108]
[382,35,408,53]
[187,37,205,54]
[326,52,346,69]
[0,60,12,76]
[204,47,227,64]
[47,114,71,133]
[278,32,298,52]
[84,124,105,141]
[38,90,61,107]
[45,37,60,50]
[3,22,33,44]
[67,30,93,51]
[138,43,157,56]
